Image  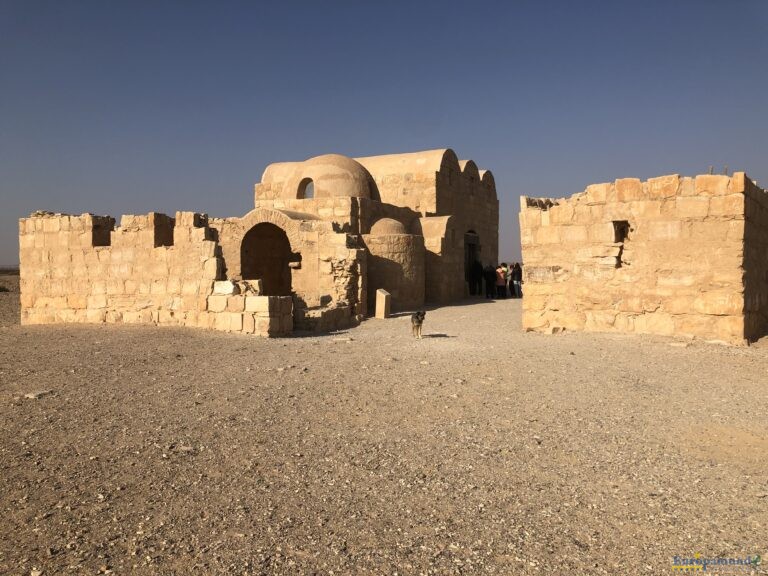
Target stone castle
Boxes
[19,149,499,335]
[520,172,768,345]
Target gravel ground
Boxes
[1,272,767,575]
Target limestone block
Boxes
[708,194,744,218]
[647,221,682,241]
[87,294,107,309]
[245,296,270,313]
[630,200,662,220]
[692,291,744,316]
[535,226,561,244]
[207,294,228,312]
[203,258,221,280]
[695,175,730,196]
[213,312,230,332]
[614,178,644,202]
[588,223,616,243]
[675,196,709,219]
[647,175,679,199]
[560,225,588,243]
[227,295,245,312]
[550,203,575,225]
[633,312,675,335]
[242,313,256,334]
[375,289,391,319]
[602,202,631,221]
[585,183,610,205]
[85,309,106,323]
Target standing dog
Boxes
[411,311,426,339]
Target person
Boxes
[483,264,496,299]
[511,262,523,298]
[470,259,483,297]
[495,263,507,299]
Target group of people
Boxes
[468,261,523,299]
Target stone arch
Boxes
[241,223,293,295]
[238,208,304,249]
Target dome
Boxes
[284,154,373,199]
[370,218,407,235]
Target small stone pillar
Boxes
[375,289,391,319]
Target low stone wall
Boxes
[520,173,756,344]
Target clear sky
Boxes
[1,0,766,266]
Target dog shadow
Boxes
[422,333,454,338]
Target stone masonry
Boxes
[520,172,768,345]
[19,148,499,335]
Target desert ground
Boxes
[1,271,767,575]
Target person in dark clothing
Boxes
[470,260,483,296]
[483,264,496,299]
[511,262,523,298]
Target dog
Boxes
[411,311,426,339]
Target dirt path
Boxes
[1,279,767,574]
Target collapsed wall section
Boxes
[520,173,749,344]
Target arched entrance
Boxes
[241,223,293,295]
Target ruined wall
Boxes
[743,175,768,341]
[20,211,220,325]
[520,173,750,344]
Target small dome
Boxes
[284,154,373,199]
[370,218,407,235]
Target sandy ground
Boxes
[1,272,767,575]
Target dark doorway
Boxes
[464,231,480,276]
[241,223,293,295]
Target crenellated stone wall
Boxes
[520,173,765,345]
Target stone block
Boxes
[647,175,679,199]
[227,295,245,312]
[560,225,588,243]
[375,289,391,319]
[87,294,107,309]
[614,178,644,202]
[647,221,682,241]
[585,183,610,204]
[708,194,744,217]
[675,196,709,219]
[692,291,744,316]
[245,295,270,313]
[242,313,256,334]
[207,294,228,312]
[695,175,730,196]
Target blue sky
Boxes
[1,0,766,265]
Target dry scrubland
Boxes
[1,271,767,575]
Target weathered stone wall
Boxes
[362,233,425,314]
[743,175,768,341]
[19,211,224,327]
[520,173,753,344]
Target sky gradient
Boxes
[1,0,767,266]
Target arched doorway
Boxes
[241,223,293,295]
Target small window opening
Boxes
[298,178,314,199]
[613,220,631,268]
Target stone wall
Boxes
[520,173,755,344]
[19,211,221,327]
[743,175,768,341]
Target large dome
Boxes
[283,154,373,199]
